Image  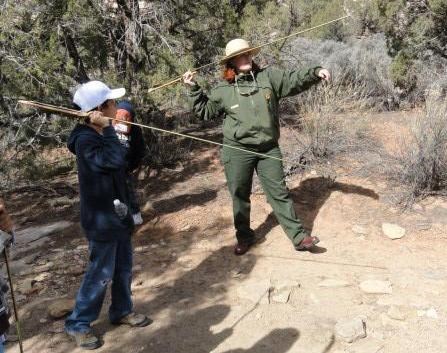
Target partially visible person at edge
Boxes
[183,38,331,256]
[0,199,13,353]
[65,81,151,350]
[113,101,146,225]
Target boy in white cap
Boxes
[65,81,151,350]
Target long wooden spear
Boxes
[17,100,298,163]
[148,14,350,93]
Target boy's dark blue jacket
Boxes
[68,124,134,241]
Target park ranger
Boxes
[183,38,330,255]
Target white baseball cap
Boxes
[73,81,126,112]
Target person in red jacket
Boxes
[113,101,146,225]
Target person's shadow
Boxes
[221,328,299,353]
[254,176,379,252]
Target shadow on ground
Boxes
[254,176,379,243]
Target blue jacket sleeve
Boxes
[76,126,127,172]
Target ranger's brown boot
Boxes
[295,236,320,251]
[234,241,254,256]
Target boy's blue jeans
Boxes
[65,235,133,333]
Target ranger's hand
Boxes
[183,70,197,87]
[317,68,331,82]
[89,111,111,128]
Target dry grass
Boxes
[382,88,447,206]
[281,75,374,179]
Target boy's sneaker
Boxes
[132,212,143,225]
[67,331,102,350]
[112,312,152,327]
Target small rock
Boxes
[352,225,368,235]
[150,244,159,249]
[76,245,88,251]
[48,299,75,319]
[382,223,406,239]
[318,279,350,288]
[359,280,392,294]
[40,318,48,324]
[17,279,40,295]
[133,265,142,272]
[160,240,167,246]
[335,317,367,343]
[33,272,51,282]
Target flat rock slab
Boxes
[335,317,367,343]
[237,279,272,304]
[16,221,73,245]
[269,281,300,304]
[360,280,392,294]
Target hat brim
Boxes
[106,88,126,100]
[219,47,261,65]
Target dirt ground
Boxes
[2,111,447,353]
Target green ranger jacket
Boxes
[188,66,322,150]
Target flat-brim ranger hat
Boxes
[219,38,261,65]
[73,80,126,112]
